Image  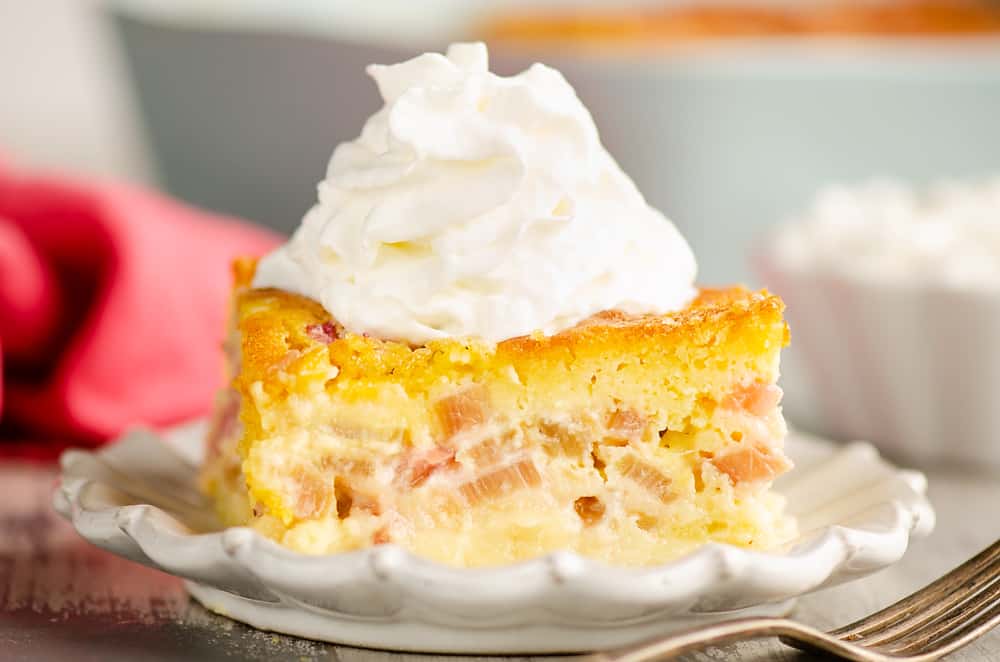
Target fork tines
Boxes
[830,539,1000,656]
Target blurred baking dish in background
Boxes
[484,0,1000,48]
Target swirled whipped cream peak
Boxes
[254,42,697,344]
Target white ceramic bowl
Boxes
[758,248,1000,471]
[108,1,1000,285]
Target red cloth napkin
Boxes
[0,164,281,460]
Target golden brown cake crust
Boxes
[232,257,788,392]
[500,287,788,357]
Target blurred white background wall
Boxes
[0,0,151,181]
[0,0,666,182]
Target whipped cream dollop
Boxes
[773,177,1000,289]
[254,43,697,343]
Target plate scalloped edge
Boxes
[52,423,935,654]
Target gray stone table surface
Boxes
[1,459,997,662]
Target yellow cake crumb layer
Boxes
[201,258,795,567]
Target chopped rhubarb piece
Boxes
[711,444,791,484]
[334,478,381,518]
[434,385,490,439]
[723,382,783,417]
[606,408,645,442]
[539,421,586,458]
[321,456,375,477]
[330,424,406,445]
[574,496,605,526]
[373,527,391,545]
[617,454,674,503]
[306,321,338,343]
[400,445,456,487]
[291,466,334,519]
[466,437,505,467]
[334,478,353,519]
[359,495,382,516]
[591,443,608,477]
[459,460,541,504]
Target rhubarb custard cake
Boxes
[201,43,795,567]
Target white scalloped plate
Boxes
[53,421,934,654]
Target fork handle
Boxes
[591,617,823,662]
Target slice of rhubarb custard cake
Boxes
[201,260,794,567]
[201,42,795,567]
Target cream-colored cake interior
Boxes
[203,316,795,567]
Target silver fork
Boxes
[593,539,999,662]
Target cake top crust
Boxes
[230,257,788,393]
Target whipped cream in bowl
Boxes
[254,42,697,344]
[770,177,1000,291]
[758,176,1000,470]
